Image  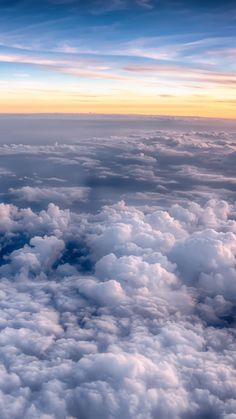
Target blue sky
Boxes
[0,0,236,116]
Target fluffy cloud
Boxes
[0,197,235,418]
[0,119,235,417]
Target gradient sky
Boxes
[0,0,236,117]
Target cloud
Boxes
[0,119,235,417]
[136,0,153,8]
[0,194,234,417]
[3,235,65,279]
[9,186,91,204]
[1,119,235,207]
[90,0,154,14]
[0,167,15,177]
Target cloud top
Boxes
[0,196,235,418]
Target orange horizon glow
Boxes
[1,3,235,121]
[1,96,235,119]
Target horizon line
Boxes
[0,112,235,122]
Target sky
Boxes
[0,0,236,117]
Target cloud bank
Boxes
[0,196,235,418]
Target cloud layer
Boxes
[0,117,235,417]
[0,195,235,418]
[0,116,235,210]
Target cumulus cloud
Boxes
[4,235,65,279]
[0,118,235,417]
[0,196,234,418]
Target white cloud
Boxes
[10,186,91,204]
[0,120,235,417]
[0,196,234,417]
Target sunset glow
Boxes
[0,0,235,118]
